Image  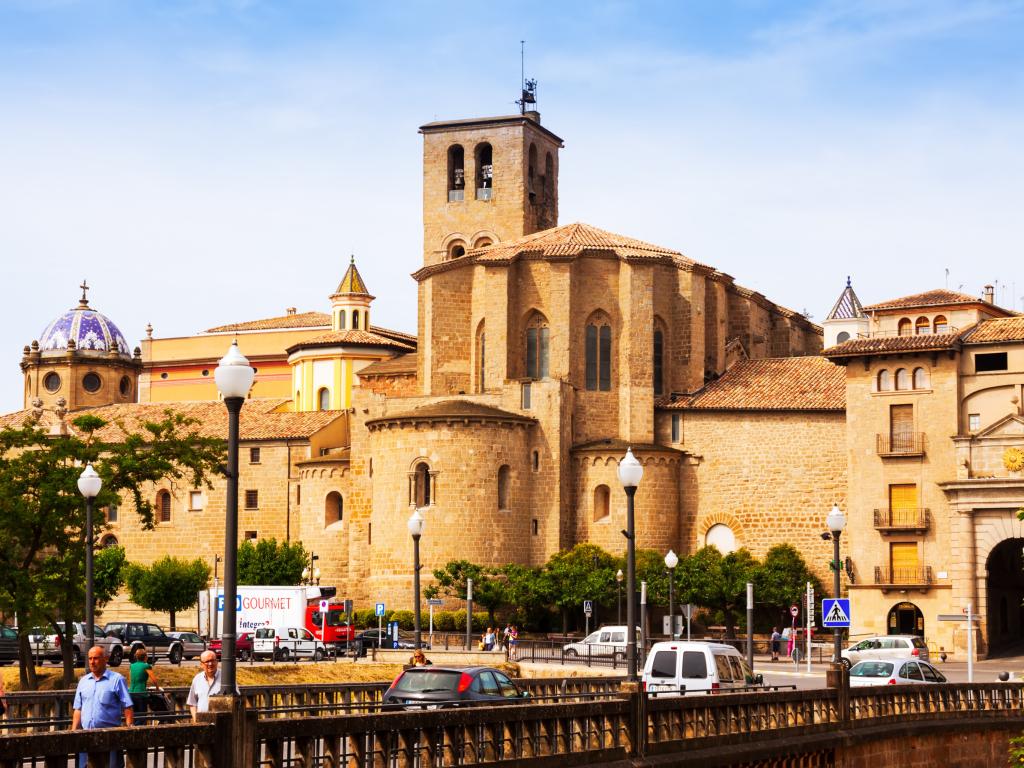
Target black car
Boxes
[0,625,18,664]
[354,629,425,656]
[383,666,530,709]
[102,622,185,665]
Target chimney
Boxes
[983,285,994,304]
[286,307,297,316]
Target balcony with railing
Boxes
[874,507,930,534]
[874,565,933,592]
[876,432,925,457]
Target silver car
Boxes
[840,635,929,669]
[849,658,947,687]
[167,631,207,660]
[28,622,114,665]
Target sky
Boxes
[2,0,1023,412]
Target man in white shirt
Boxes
[186,650,237,718]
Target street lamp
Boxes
[826,503,847,665]
[77,464,102,649]
[616,569,624,624]
[664,549,678,638]
[618,447,643,681]
[214,339,255,695]
[408,508,426,650]
[302,553,320,586]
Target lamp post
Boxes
[826,504,847,666]
[302,553,320,586]
[77,464,102,649]
[408,508,425,650]
[616,569,624,625]
[618,447,643,681]
[664,549,678,638]
[214,340,255,695]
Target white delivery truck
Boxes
[199,585,326,639]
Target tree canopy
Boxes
[125,555,211,629]
[237,537,308,586]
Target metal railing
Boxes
[876,432,925,455]
[874,566,933,586]
[873,508,930,531]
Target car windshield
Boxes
[911,637,928,649]
[851,662,894,678]
[393,670,463,692]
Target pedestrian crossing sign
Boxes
[822,598,851,627]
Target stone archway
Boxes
[886,601,924,637]
[986,538,1024,655]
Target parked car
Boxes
[166,631,207,660]
[562,625,640,661]
[840,635,929,669]
[208,632,253,661]
[102,622,185,665]
[848,658,947,687]
[252,626,327,661]
[353,628,422,656]
[0,625,18,665]
[382,666,530,709]
[642,641,763,695]
[27,622,111,665]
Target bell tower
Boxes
[419,108,563,267]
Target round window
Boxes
[83,372,102,392]
[43,372,61,392]
[119,376,131,396]
[202,369,209,377]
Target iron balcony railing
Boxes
[876,432,925,456]
[874,508,930,532]
[874,566,933,586]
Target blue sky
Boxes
[2,0,1023,411]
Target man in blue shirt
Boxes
[72,645,134,768]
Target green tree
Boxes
[424,560,506,625]
[0,411,223,688]
[237,538,307,585]
[754,543,821,625]
[125,555,211,630]
[679,546,760,637]
[540,544,617,633]
[500,562,550,629]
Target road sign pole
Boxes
[746,582,754,672]
[806,582,812,673]
[967,601,974,683]
[429,603,434,649]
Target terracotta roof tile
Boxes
[358,353,418,376]
[469,222,694,264]
[863,288,1002,312]
[962,316,1024,344]
[205,312,331,332]
[286,330,415,354]
[824,331,962,358]
[367,399,535,427]
[666,357,845,411]
[0,400,342,442]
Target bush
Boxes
[433,611,456,631]
[352,608,376,629]
[388,610,414,630]
[450,610,488,632]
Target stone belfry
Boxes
[418,101,564,267]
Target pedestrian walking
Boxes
[508,625,519,660]
[72,646,134,768]
[484,627,496,651]
[187,650,237,719]
[770,627,781,662]
[128,648,159,723]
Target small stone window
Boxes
[525,313,550,379]
[915,316,931,335]
[244,530,258,541]
[317,388,330,411]
[412,462,432,507]
[532,450,539,472]
[100,535,119,548]
[43,372,61,392]
[250,447,261,464]
[671,413,681,443]
[897,318,913,336]
[475,142,493,200]
[968,413,980,432]
[83,372,101,393]
[448,240,467,260]
[157,490,172,523]
[585,317,613,391]
[836,331,850,343]
[447,144,466,202]
[352,310,360,330]
[532,519,539,536]
[245,490,259,510]
[189,491,203,511]
[877,370,892,391]
[325,491,343,526]
[912,367,929,389]
[119,376,131,396]
[895,368,910,390]
[296,484,301,505]
[105,503,118,523]
[497,465,511,511]
[653,329,665,396]
[593,485,610,522]
[933,315,949,333]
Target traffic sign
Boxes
[822,598,851,627]
[427,598,443,606]
[375,602,385,617]
[584,600,593,616]
[790,604,799,617]
[319,599,329,613]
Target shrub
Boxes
[388,610,414,630]
[433,611,456,631]
[352,608,376,629]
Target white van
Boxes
[642,641,763,695]
[252,626,327,661]
[562,625,640,661]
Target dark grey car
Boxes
[382,666,530,709]
[0,625,18,664]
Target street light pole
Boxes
[77,464,102,649]
[215,340,255,696]
[616,569,624,625]
[826,504,847,666]
[664,550,678,639]
[408,509,425,650]
[618,448,643,682]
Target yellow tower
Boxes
[330,255,373,331]
[419,112,563,267]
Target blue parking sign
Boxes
[822,598,851,627]
[375,602,385,617]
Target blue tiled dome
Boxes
[39,301,131,358]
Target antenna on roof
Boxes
[516,40,537,114]
[944,267,949,289]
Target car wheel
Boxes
[841,657,852,670]
[564,648,578,658]
[72,646,83,667]
[108,646,123,667]
[313,648,325,662]
[614,651,626,663]
[169,645,183,666]
[278,647,290,662]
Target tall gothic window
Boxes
[653,329,665,396]
[585,317,612,391]
[525,314,550,379]
[413,462,432,507]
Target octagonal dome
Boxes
[38,298,131,358]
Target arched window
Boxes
[317,387,330,411]
[325,491,343,526]
[585,314,612,391]
[527,143,537,203]
[593,485,610,521]
[525,313,549,379]
[100,535,119,549]
[653,328,665,396]
[912,367,929,389]
[915,316,930,335]
[447,144,465,202]
[705,524,737,553]
[475,143,493,200]
[447,240,467,259]
[352,310,360,329]
[472,236,492,249]
[497,465,511,510]
[877,370,892,391]
[413,462,432,507]
[898,318,912,336]
[544,152,554,201]
[157,490,171,523]
[836,331,850,343]
[338,311,346,329]
[895,368,910,390]
[933,315,948,333]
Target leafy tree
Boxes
[500,563,550,629]
[125,555,211,629]
[540,544,618,633]
[94,545,129,607]
[678,546,759,637]
[0,411,223,688]
[237,538,307,585]
[754,543,821,625]
[424,560,506,625]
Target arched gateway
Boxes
[986,537,1024,655]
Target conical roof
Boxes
[825,277,865,320]
[334,256,370,295]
